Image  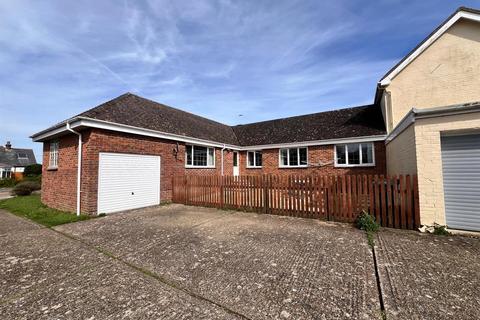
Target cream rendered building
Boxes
[379,7,480,231]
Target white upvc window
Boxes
[334,142,375,167]
[185,145,215,168]
[279,147,308,168]
[247,151,262,168]
[49,141,59,169]
[0,168,12,179]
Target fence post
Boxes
[413,175,420,228]
[183,176,188,205]
[263,175,269,214]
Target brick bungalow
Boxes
[32,7,480,232]
[32,93,386,215]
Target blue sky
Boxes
[1,0,478,163]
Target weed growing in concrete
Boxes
[433,225,450,236]
[356,210,380,233]
[366,231,375,247]
[356,211,380,247]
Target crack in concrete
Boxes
[371,235,387,320]
[53,220,253,320]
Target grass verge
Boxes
[0,194,91,227]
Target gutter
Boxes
[385,102,480,144]
[413,102,480,118]
[66,122,82,216]
[31,116,386,150]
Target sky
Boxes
[1,0,479,163]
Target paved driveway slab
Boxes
[0,210,242,320]
[375,229,480,320]
[56,204,380,320]
[0,188,13,200]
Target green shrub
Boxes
[22,175,42,184]
[11,181,41,196]
[0,178,16,188]
[23,164,42,176]
[356,211,380,232]
[433,225,450,236]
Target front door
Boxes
[233,152,239,176]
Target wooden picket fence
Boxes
[172,174,420,230]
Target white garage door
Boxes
[98,153,160,214]
[441,134,480,231]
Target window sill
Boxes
[334,163,375,168]
[246,166,262,169]
[47,167,58,171]
[279,165,308,169]
[185,166,216,169]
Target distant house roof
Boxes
[0,145,37,168]
[32,93,386,147]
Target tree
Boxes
[23,164,42,176]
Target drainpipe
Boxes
[66,122,82,216]
[221,145,226,176]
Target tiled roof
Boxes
[0,147,37,167]
[232,104,386,146]
[78,93,239,145]
[35,93,386,146]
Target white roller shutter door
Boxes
[441,134,480,231]
[98,153,160,214]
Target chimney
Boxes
[5,141,11,150]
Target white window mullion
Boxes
[345,144,349,165]
[359,143,363,165]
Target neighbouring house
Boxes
[0,141,37,180]
[32,7,480,232]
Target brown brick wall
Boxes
[239,142,386,176]
[41,134,79,212]
[41,129,386,215]
[41,129,228,214]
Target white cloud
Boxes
[1,0,466,162]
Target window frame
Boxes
[334,142,375,167]
[246,150,262,168]
[49,141,59,169]
[278,147,308,168]
[17,153,29,160]
[185,144,216,168]
[0,168,12,179]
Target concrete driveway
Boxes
[375,228,480,320]
[1,205,479,319]
[0,188,12,200]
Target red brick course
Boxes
[41,134,79,212]
[239,142,386,176]
[41,129,386,215]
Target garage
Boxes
[97,153,161,214]
[441,134,480,231]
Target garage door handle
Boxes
[131,192,134,195]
